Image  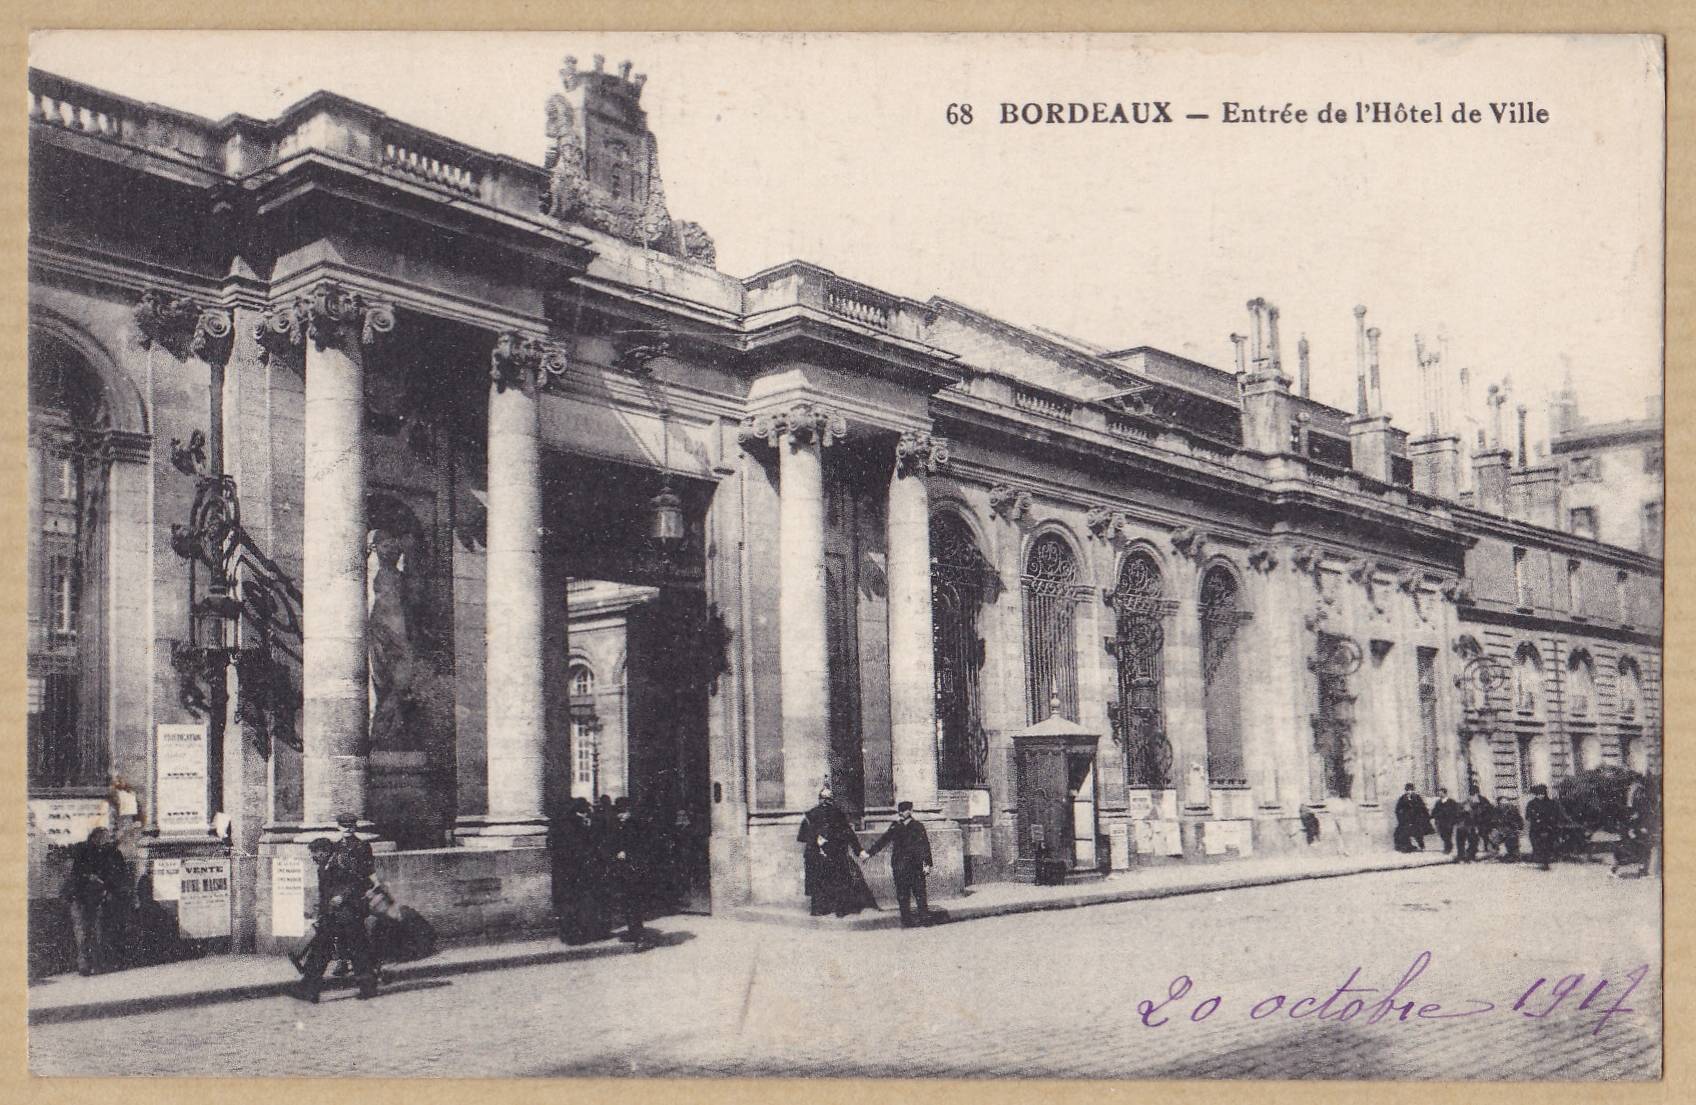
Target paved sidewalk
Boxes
[731,847,1453,929]
[31,848,1452,1024]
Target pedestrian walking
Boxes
[63,826,129,976]
[864,801,933,927]
[291,833,378,1002]
[798,784,876,917]
[1393,783,1432,852]
[605,797,650,947]
[550,798,606,945]
[1492,796,1524,860]
[1430,788,1460,854]
[1525,784,1560,870]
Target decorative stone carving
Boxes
[737,402,848,449]
[490,331,569,393]
[1247,544,1279,573]
[255,281,395,358]
[1399,568,1433,624]
[613,334,670,376]
[1440,577,1475,606]
[134,290,234,364]
[1169,526,1207,562]
[1347,558,1387,615]
[540,55,714,267]
[895,430,949,477]
[987,484,1032,521]
[1085,506,1127,540]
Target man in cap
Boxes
[1393,782,1432,852]
[292,834,377,1002]
[865,801,934,927]
[1525,784,1560,871]
[604,797,650,947]
[327,812,375,978]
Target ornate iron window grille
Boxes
[1199,567,1246,786]
[1108,553,1172,789]
[931,513,990,788]
[1022,534,1082,725]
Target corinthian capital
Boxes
[134,289,234,365]
[255,280,396,359]
[894,430,949,477]
[490,331,569,393]
[737,401,848,450]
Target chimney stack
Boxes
[1238,297,1295,455]
[1516,404,1529,468]
[1353,305,1369,417]
[1297,335,1311,398]
[1230,333,1247,377]
[1366,326,1383,414]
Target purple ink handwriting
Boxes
[1134,952,1651,1037]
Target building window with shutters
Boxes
[568,662,598,798]
[1021,533,1081,724]
[1199,566,1245,787]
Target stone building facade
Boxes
[24,59,1662,960]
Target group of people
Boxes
[1393,779,1652,872]
[548,796,702,948]
[288,813,435,1003]
[798,786,936,928]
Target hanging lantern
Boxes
[648,482,686,551]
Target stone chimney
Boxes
[1508,464,1562,528]
[1471,384,1511,513]
[1347,307,1395,483]
[1297,335,1311,398]
[1238,298,1295,455]
[1409,434,1462,499]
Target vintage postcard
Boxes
[21,30,1664,1082]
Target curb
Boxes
[730,853,1454,931]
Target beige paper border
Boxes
[0,4,1687,1104]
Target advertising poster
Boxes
[28,797,111,846]
[270,857,307,938]
[155,723,209,835]
[176,856,231,938]
[151,856,183,901]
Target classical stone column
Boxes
[740,402,845,810]
[476,332,564,847]
[258,281,394,831]
[888,430,946,811]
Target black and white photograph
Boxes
[22,31,1665,1081]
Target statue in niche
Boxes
[368,523,427,752]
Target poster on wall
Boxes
[271,857,307,939]
[1133,820,1155,855]
[28,797,112,846]
[1159,821,1184,856]
[1108,823,1131,869]
[156,723,210,835]
[1126,791,1154,820]
[151,856,183,900]
[176,857,231,938]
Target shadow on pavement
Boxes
[31,928,699,1026]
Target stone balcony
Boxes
[30,68,552,224]
[742,261,935,344]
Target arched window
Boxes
[1567,649,1596,719]
[1110,552,1169,788]
[1616,657,1643,723]
[568,662,598,798]
[28,336,112,790]
[931,511,991,788]
[1022,533,1080,723]
[1199,566,1244,786]
[1513,643,1544,718]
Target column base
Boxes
[457,816,550,849]
[258,821,395,852]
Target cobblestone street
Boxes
[29,862,1660,1081]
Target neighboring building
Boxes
[25,60,1663,964]
[1549,392,1664,555]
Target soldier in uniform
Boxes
[864,801,934,927]
[328,812,376,979]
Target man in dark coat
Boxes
[329,812,376,978]
[1456,786,1493,863]
[1492,796,1524,860]
[798,785,875,917]
[865,801,933,927]
[550,798,605,944]
[64,826,128,976]
[604,798,650,947]
[1525,784,1561,871]
[1393,783,1432,852]
[1430,788,1461,854]
[292,835,377,1002]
